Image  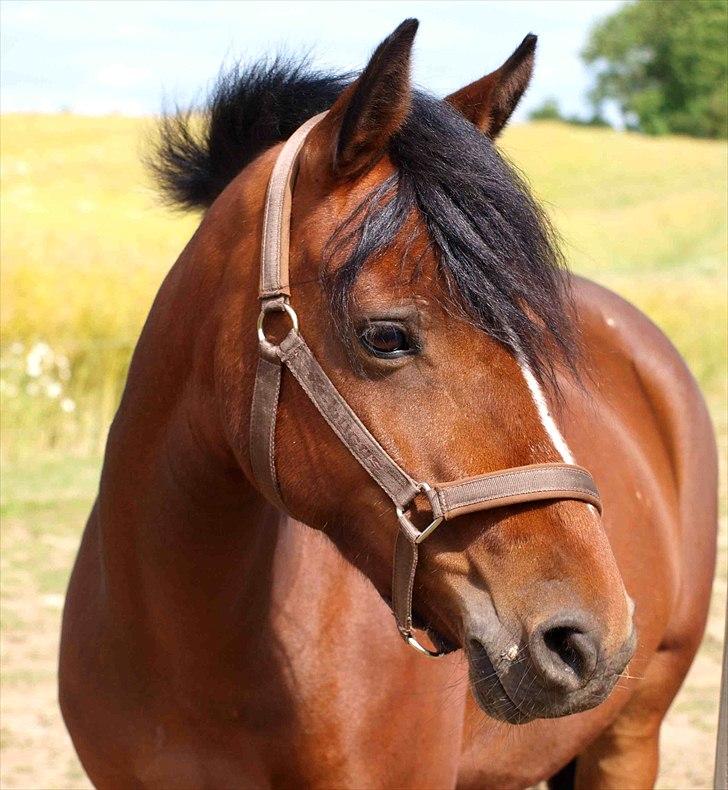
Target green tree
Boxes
[583,0,728,138]
[528,97,610,128]
[529,98,565,121]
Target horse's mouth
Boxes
[466,639,536,724]
[466,632,632,724]
[411,598,530,722]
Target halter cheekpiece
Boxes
[249,112,602,657]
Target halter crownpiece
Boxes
[249,112,602,658]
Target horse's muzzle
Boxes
[465,611,637,723]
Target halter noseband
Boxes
[249,113,602,657]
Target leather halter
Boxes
[249,112,602,657]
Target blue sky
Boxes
[1,0,624,121]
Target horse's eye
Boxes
[359,323,416,358]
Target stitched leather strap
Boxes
[278,332,420,508]
[431,464,601,521]
[393,532,419,636]
[249,114,603,657]
[250,112,328,504]
[249,356,286,511]
[259,112,328,300]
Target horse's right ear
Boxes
[446,34,537,138]
[311,19,418,180]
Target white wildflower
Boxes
[41,593,64,610]
[45,381,62,399]
[26,342,52,378]
[60,397,76,413]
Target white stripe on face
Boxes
[517,360,575,465]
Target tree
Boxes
[583,0,728,138]
[528,97,610,128]
[529,98,564,121]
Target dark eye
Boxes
[359,322,416,358]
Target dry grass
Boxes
[0,114,726,788]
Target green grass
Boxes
[0,455,99,789]
[0,114,726,789]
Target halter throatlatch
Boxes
[249,112,602,658]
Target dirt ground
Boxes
[0,457,725,790]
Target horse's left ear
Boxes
[446,34,537,138]
[310,18,418,180]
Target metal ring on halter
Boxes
[395,482,444,545]
[402,630,448,658]
[257,300,299,356]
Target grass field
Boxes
[1,114,726,788]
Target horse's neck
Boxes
[94,227,283,666]
[99,402,279,656]
[95,365,378,712]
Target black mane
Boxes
[151,58,351,210]
[151,58,576,386]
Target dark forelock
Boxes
[150,60,576,388]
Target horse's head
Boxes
[157,20,635,723]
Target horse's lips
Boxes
[466,626,636,724]
[466,639,537,724]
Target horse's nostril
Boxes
[530,614,599,691]
[543,626,592,679]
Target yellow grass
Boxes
[0,114,726,788]
[1,115,725,457]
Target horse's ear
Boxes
[314,18,418,179]
[446,34,537,138]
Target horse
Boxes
[59,20,718,789]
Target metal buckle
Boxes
[257,300,299,355]
[399,627,447,658]
[395,482,443,544]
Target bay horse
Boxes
[59,20,718,789]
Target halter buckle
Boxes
[400,628,448,658]
[257,299,299,356]
[396,482,444,545]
